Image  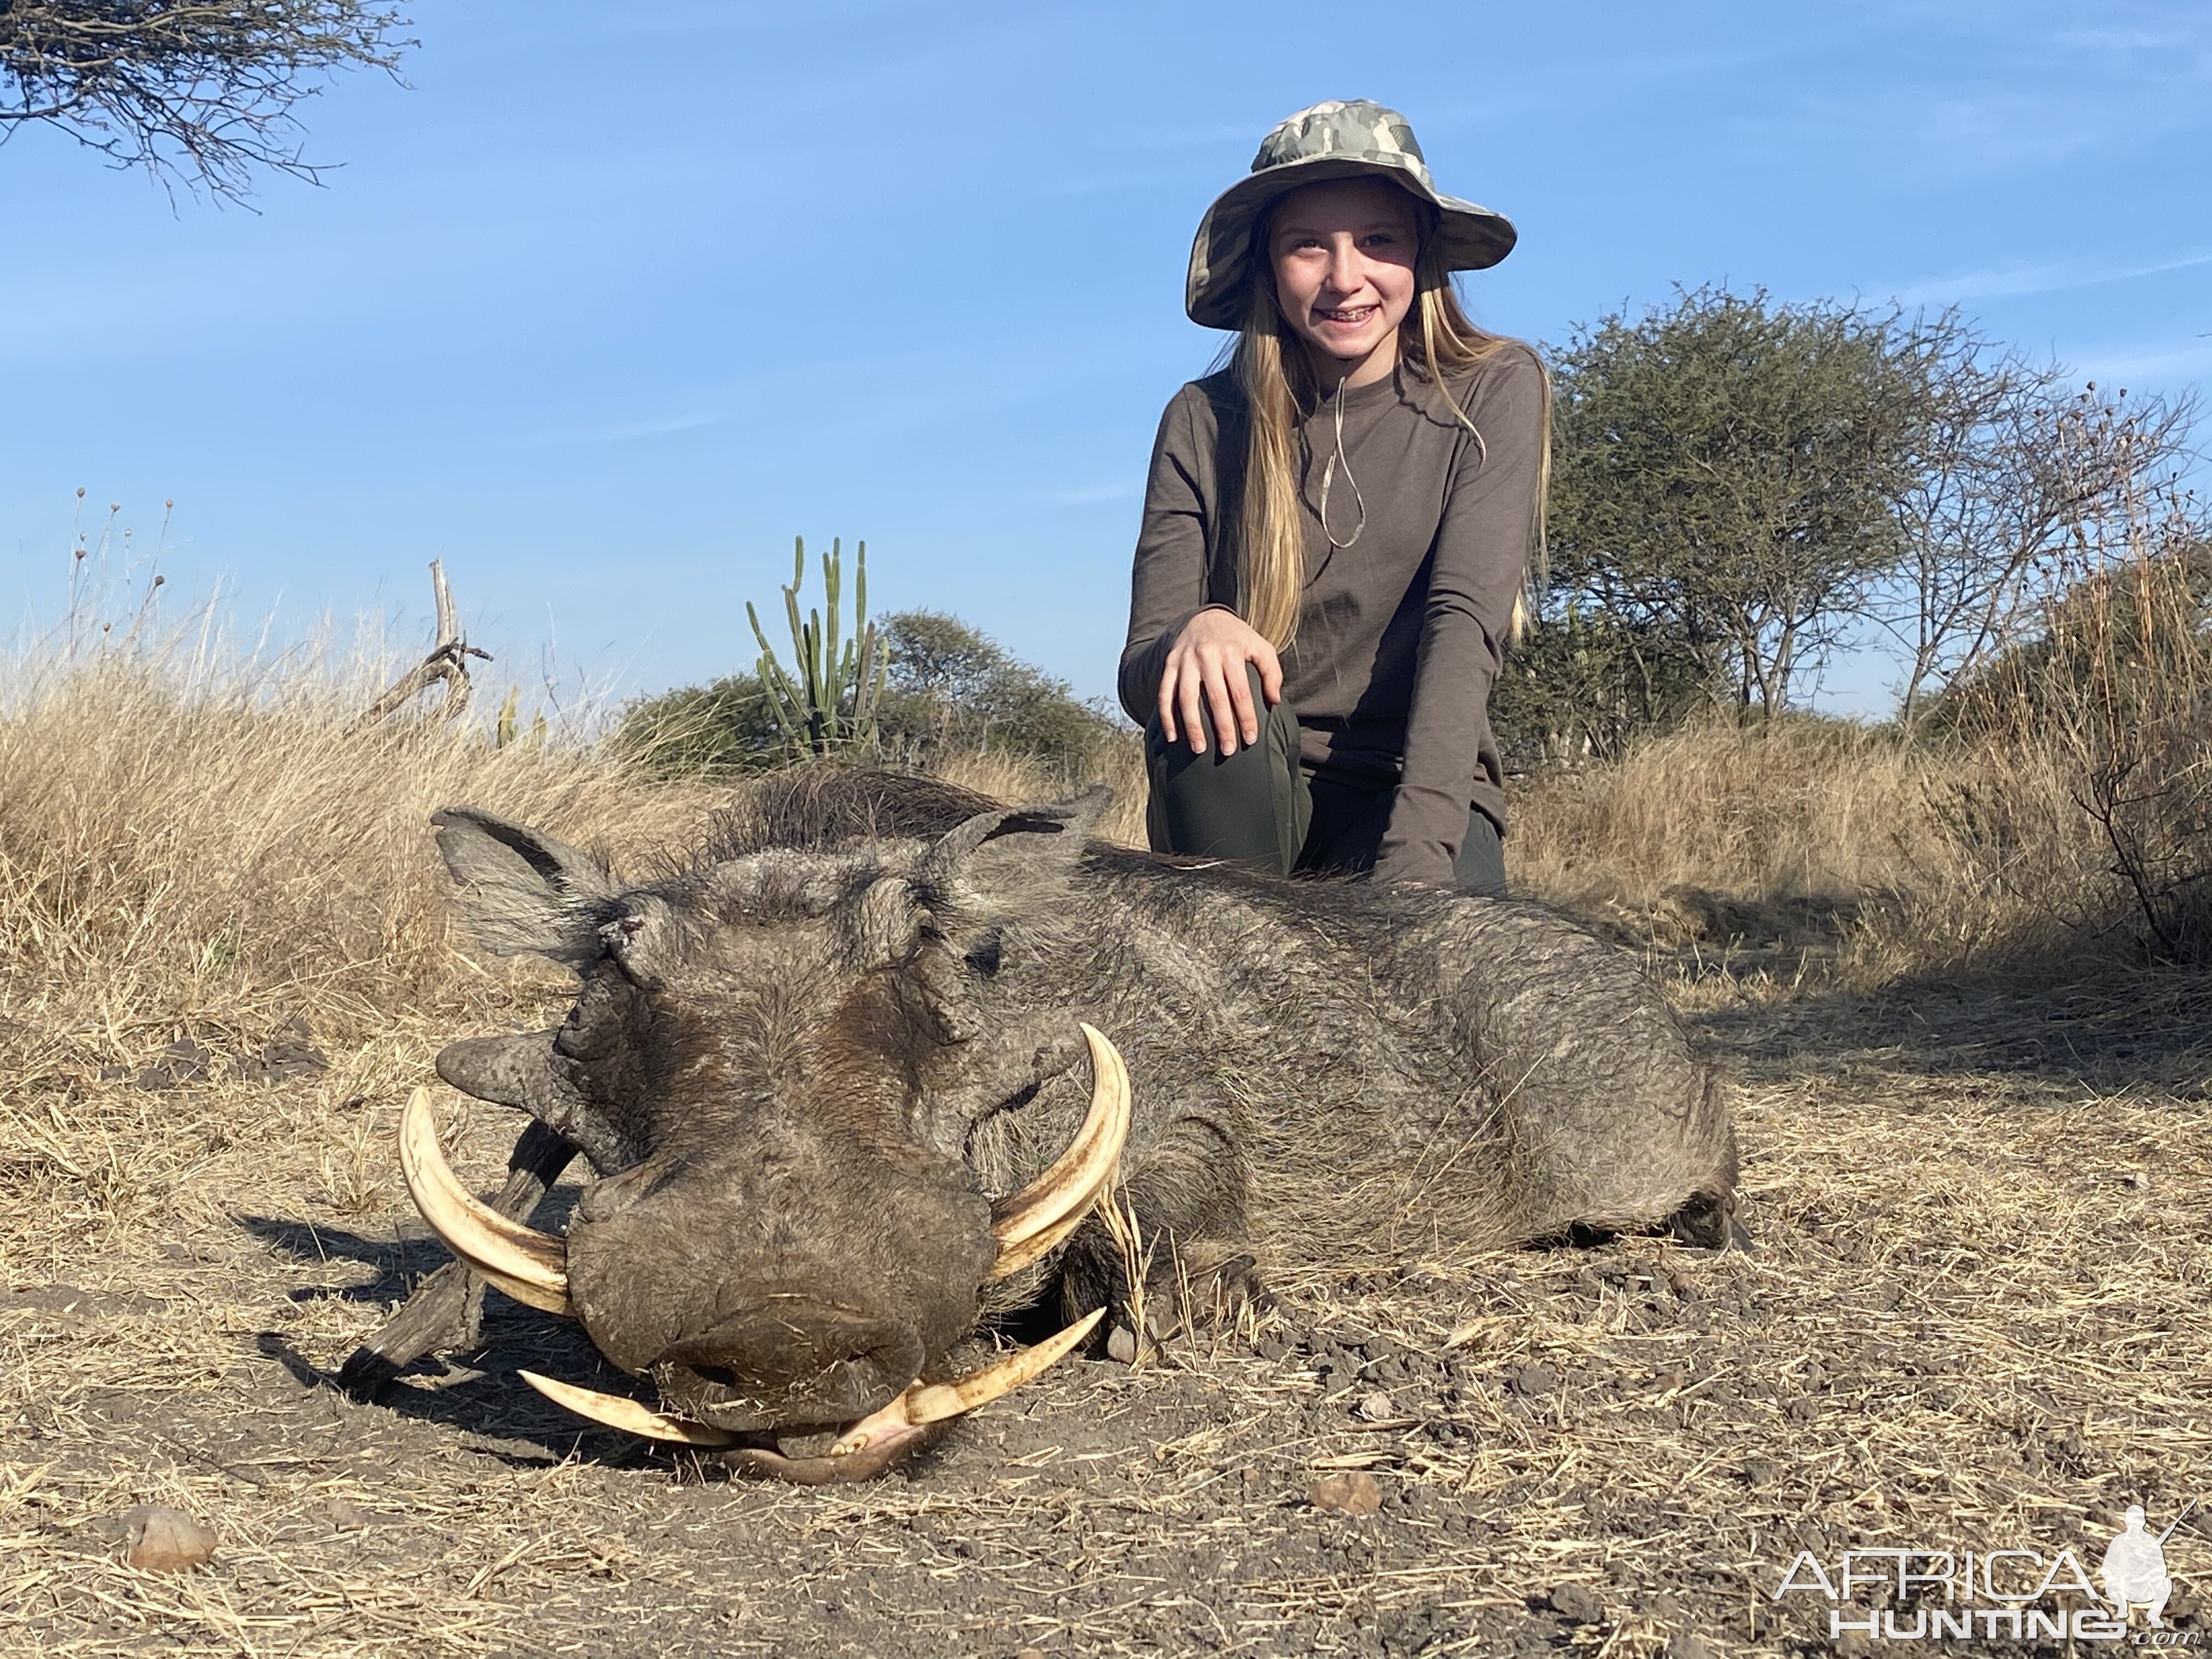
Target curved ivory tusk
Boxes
[517,1369,738,1446]
[987,1025,1131,1278]
[521,1309,1105,1472]
[902,1306,1104,1426]
[822,1307,1108,1459]
[398,1086,574,1315]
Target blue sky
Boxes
[4,0,2208,718]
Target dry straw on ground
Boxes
[2,626,2206,1656]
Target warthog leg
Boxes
[337,1119,576,1397]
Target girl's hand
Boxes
[1158,608,1284,756]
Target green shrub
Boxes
[612,608,1123,781]
[873,611,1119,769]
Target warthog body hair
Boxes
[357,769,1737,1452]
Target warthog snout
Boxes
[656,1297,925,1427]
[558,1133,998,1431]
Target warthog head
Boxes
[402,782,1128,1481]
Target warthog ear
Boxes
[431,808,616,965]
[435,1030,632,1173]
[917,785,1111,930]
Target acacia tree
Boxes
[1547,286,1921,718]
[1873,324,2201,729]
[0,1,410,200]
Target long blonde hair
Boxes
[1231,215,1550,653]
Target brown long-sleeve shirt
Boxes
[1119,342,1544,887]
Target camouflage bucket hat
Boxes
[1186,99,1517,331]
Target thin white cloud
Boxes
[1049,482,1140,506]
[2073,339,2212,385]
[1887,247,2212,306]
[589,411,730,443]
[2050,27,2193,50]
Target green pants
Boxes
[1143,666,1506,897]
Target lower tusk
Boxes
[523,1310,1105,1472]
[825,1308,1105,1457]
[517,1369,738,1446]
[827,1395,918,1459]
[902,1307,1104,1426]
[988,1025,1131,1278]
[398,1087,573,1316]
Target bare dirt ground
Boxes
[3,944,2208,1658]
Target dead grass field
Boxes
[2,657,2207,1657]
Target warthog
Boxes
[347,770,1738,1481]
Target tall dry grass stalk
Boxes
[926,739,1147,847]
[1508,715,2125,983]
[0,647,710,1079]
[0,604,1156,1091]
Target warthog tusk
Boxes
[517,1370,738,1446]
[520,1309,1107,1476]
[900,1305,1104,1427]
[987,1024,1131,1278]
[819,1307,1108,1459]
[398,1086,574,1316]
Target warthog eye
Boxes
[964,929,1003,978]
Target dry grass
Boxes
[3,636,2207,1656]
[1509,716,2132,989]
[929,741,1148,850]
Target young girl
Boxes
[1119,99,1545,895]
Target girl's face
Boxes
[1267,178,1420,381]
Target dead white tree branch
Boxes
[357,557,489,726]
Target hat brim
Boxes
[1184,153,1516,331]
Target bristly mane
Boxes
[699,769,1007,865]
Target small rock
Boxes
[1667,1637,1714,1659]
[1510,1362,1559,1397]
[1356,1390,1396,1422]
[137,1038,215,1091]
[1742,1457,1778,1488]
[235,1020,329,1086]
[1548,1581,1605,1623]
[122,1505,216,1572]
[1105,1325,1138,1364]
[1308,1472,1384,1516]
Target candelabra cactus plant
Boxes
[747,536,887,758]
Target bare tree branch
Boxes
[358,558,490,727]
[0,1,412,201]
